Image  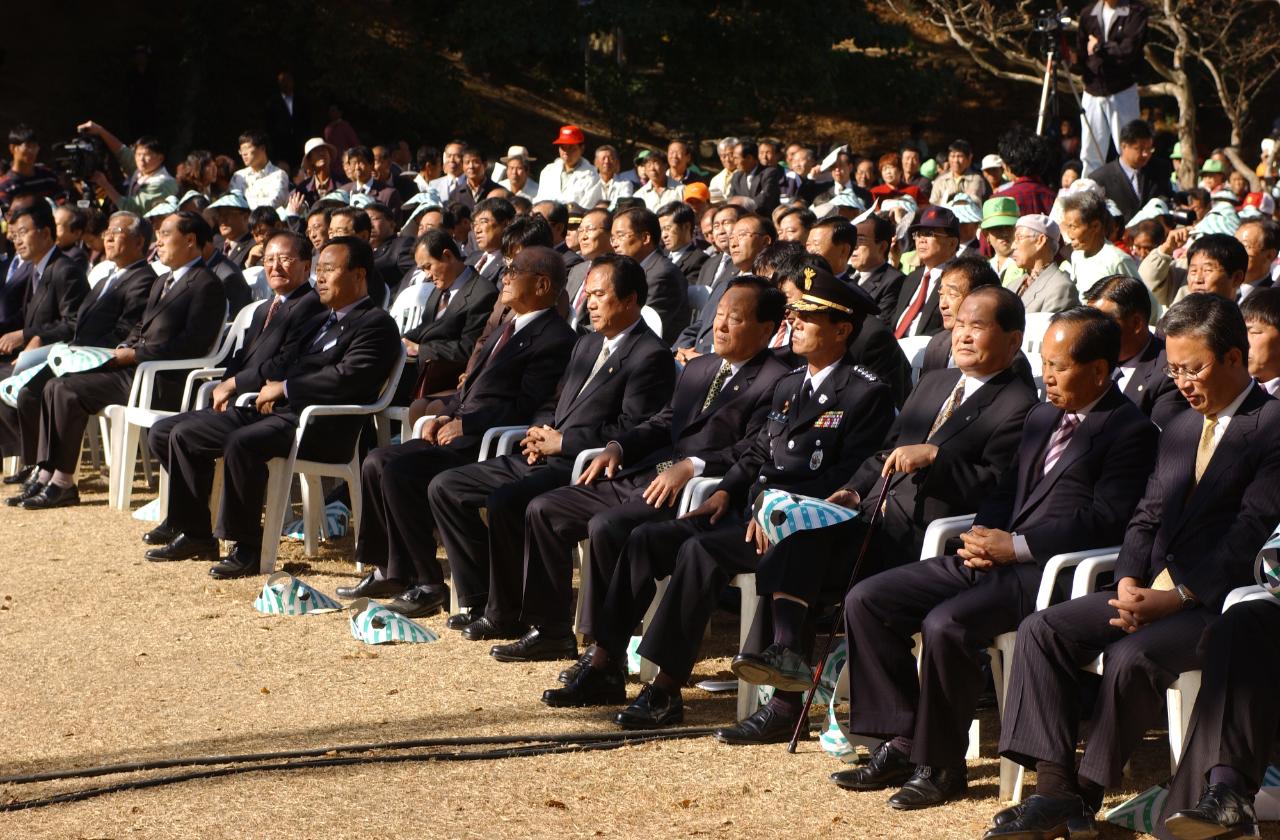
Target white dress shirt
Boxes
[533,158,603,208]
[229,162,291,209]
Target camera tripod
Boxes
[1035,28,1107,169]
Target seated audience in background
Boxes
[1241,287,1280,395]
[1010,214,1079,313]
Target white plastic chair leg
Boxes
[114,418,143,511]
[300,473,325,556]
[258,459,292,575]
[571,541,586,635]
[1167,670,1201,775]
[638,577,669,683]
[347,459,363,573]
[2,455,18,477]
[732,574,761,721]
[989,631,1026,802]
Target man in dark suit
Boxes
[609,206,690,345]
[984,294,1280,839]
[566,208,613,332]
[0,211,156,473]
[11,211,227,510]
[368,203,416,298]
[1084,273,1188,427]
[674,205,745,357]
[450,147,500,210]
[1156,597,1279,840]
[343,246,576,617]
[721,286,1039,743]
[142,236,400,578]
[543,267,896,727]
[202,245,254,316]
[657,201,709,283]
[0,203,89,376]
[265,70,308,166]
[1237,218,1277,299]
[210,192,255,271]
[143,229,326,554]
[464,198,515,289]
[508,277,789,665]
[394,231,498,403]
[1088,119,1169,224]
[425,255,675,653]
[849,214,906,327]
[0,247,31,342]
[827,308,1158,809]
[892,207,961,340]
[729,140,784,214]
[338,146,403,214]
[920,256,1038,390]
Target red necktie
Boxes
[435,289,452,319]
[261,296,282,331]
[488,319,515,358]
[894,271,931,339]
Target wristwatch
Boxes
[1175,584,1197,609]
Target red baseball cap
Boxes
[553,124,586,145]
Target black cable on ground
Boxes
[0,729,719,812]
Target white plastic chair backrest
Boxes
[87,260,116,289]
[640,305,663,336]
[571,447,606,484]
[686,284,711,321]
[1023,350,1045,400]
[221,300,268,361]
[242,266,271,301]
[897,335,934,382]
[389,280,434,335]
[1022,312,1054,354]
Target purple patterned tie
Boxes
[1042,413,1080,476]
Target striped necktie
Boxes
[1042,413,1080,475]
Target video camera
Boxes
[51,131,108,183]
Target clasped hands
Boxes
[520,425,563,464]
[1108,576,1183,633]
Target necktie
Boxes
[158,272,178,298]
[476,252,493,276]
[1015,267,1039,298]
[1041,412,1080,475]
[435,289,452,320]
[711,254,732,288]
[572,275,590,318]
[261,296,283,331]
[488,319,515,359]
[894,271,932,339]
[1194,414,1219,484]
[311,311,339,347]
[222,240,233,257]
[701,361,733,411]
[576,344,611,397]
[97,270,122,297]
[928,378,966,440]
[30,268,42,295]
[792,380,814,418]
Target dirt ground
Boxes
[0,471,1271,839]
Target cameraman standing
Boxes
[1071,0,1149,177]
[76,120,177,215]
[0,126,59,209]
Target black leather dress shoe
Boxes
[490,627,577,662]
[982,794,1095,839]
[1165,782,1258,840]
[447,607,482,631]
[208,545,261,579]
[830,740,915,791]
[714,703,808,745]
[3,464,35,485]
[462,616,527,641]
[542,664,627,707]
[21,483,79,510]
[142,520,179,545]
[145,535,219,562]
[559,646,597,684]
[616,683,683,729]
[6,478,44,506]
[334,572,409,600]
[384,585,449,618]
[888,765,968,810]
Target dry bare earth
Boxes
[1,471,1275,839]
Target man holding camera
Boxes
[1070,0,1150,176]
[76,121,178,216]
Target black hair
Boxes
[533,200,569,228]
[264,229,312,261]
[238,130,270,152]
[344,145,373,164]
[446,200,473,222]
[614,206,663,246]
[413,228,462,261]
[1083,274,1152,323]
[510,195,533,216]
[1241,287,1280,329]
[461,145,486,161]
[997,126,1051,180]
[415,144,440,170]
[738,211,777,242]
[947,139,973,157]
[171,210,214,248]
[727,275,787,330]
[1188,233,1249,277]
[473,197,516,226]
[249,206,280,230]
[655,201,696,229]
[941,254,1001,292]
[588,253,648,306]
[737,139,759,160]
[8,124,37,146]
[1239,218,1279,252]
[1049,306,1121,370]
[1133,218,1167,247]
[501,214,553,253]
[330,206,372,235]
[811,216,856,249]
[1119,119,1155,146]
[12,202,54,235]
[753,240,805,276]
[322,235,374,282]
[58,204,88,234]
[1160,292,1249,361]
[966,285,1026,333]
[134,136,164,155]
[777,206,816,229]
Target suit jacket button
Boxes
[889,490,896,496]
[1166,554,1174,563]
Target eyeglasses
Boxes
[263,255,299,267]
[1164,360,1215,382]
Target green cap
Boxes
[980,196,1019,229]
[920,159,938,179]
[1170,142,1183,161]
[1200,158,1225,174]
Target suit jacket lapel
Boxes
[791,362,850,430]
[695,352,762,422]
[564,325,647,418]
[927,370,1009,447]
[1174,388,1266,536]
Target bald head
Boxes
[511,245,567,295]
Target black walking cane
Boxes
[786,469,896,754]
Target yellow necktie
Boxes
[1153,415,1220,592]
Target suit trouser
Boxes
[998,590,1214,787]
[428,455,570,622]
[1080,85,1139,175]
[593,513,757,684]
[521,470,677,634]
[0,364,54,462]
[845,556,1039,768]
[38,367,134,474]
[356,439,475,586]
[1154,599,1280,839]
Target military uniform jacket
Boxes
[718,356,896,512]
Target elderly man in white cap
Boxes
[1010,215,1079,313]
[497,146,539,200]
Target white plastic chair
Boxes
[241,266,271,301]
[640,305,663,336]
[389,280,433,335]
[897,335,934,384]
[1022,350,1045,401]
[107,301,265,510]
[1022,312,1054,355]
[254,346,407,574]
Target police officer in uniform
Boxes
[542,266,896,728]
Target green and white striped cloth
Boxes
[0,364,46,408]
[349,597,438,645]
[1103,783,1168,833]
[753,489,858,547]
[1253,523,1280,595]
[47,343,114,377]
[253,572,342,615]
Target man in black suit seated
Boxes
[139,236,398,579]
[393,230,498,404]
[341,246,576,617]
[450,147,500,210]
[11,211,226,510]
[531,201,583,275]
[673,205,751,359]
[465,198,516,289]
[368,202,416,298]
[199,239,253,317]
[338,145,403,214]
[543,267,896,727]
[0,211,155,479]
[0,203,89,376]
[1087,120,1169,225]
[920,255,1037,390]
[729,139,784,214]
[984,294,1280,839]
[425,254,675,652]
[892,207,962,340]
[142,229,327,554]
[1084,273,1189,428]
[722,286,1038,744]
[848,214,906,328]
[505,277,790,665]
[657,201,709,283]
[828,307,1158,810]
[608,206,690,345]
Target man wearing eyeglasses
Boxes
[892,207,961,339]
[985,293,1280,839]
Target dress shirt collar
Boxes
[512,307,549,334]
[31,246,56,281]
[803,359,840,393]
[1261,376,1280,397]
[599,317,639,354]
[954,370,997,406]
[331,295,369,321]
